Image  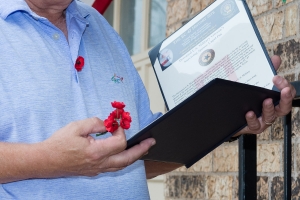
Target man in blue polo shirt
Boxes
[0,0,295,199]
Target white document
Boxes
[149,0,276,110]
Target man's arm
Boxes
[0,117,155,184]
[0,142,47,183]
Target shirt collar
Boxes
[0,0,31,19]
[0,0,90,20]
[67,0,90,23]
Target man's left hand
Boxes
[235,55,296,136]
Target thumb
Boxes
[271,55,281,71]
[95,126,128,156]
[73,117,107,137]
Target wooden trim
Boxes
[113,0,121,33]
[131,51,151,63]
[148,175,165,182]
[141,0,150,51]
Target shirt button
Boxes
[52,33,60,40]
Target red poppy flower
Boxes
[120,120,131,129]
[101,101,132,134]
[120,112,131,129]
[104,115,119,133]
[111,101,125,109]
[112,109,124,119]
[75,56,84,72]
[121,112,131,122]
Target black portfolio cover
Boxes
[127,79,280,168]
[126,0,280,168]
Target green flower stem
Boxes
[96,131,108,137]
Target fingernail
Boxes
[144,152,149,156]
[151,140,156,146]
[248,112,255,119]
[275,76,283,85]
[286,91,292,98]
[266,100,273,107]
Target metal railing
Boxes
[239,81,300,200]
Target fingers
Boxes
[244,111,260,132]
[103,138,156,172]
[235,56,294,137]
[67,118,128,156]
[273,75,296,97]
[71,117,107,137]
[96,127,127,156]
[275,87,293,116]
[273,76,296,116]
[273,76,292,91]
[50,117,156,177]
[236,111,260,135]
[262,98,276,124]
[237,99,275,135]
[271,55,281,71]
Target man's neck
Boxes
[24,0,72,23]
[25,0,72,40]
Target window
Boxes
[103,1,114,26]
[103,0,167,55]
[148,0,167,48]
[119,0,143,55]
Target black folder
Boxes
[127,79,280,168]
[127,0,280,168]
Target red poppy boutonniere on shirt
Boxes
[75,56,84,72]
[96,101,132,136]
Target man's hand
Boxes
[235,55,296,136]
[0,117,155,183]
[145,55,297,179]
[41,117,156,176]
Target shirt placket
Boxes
[32,13,88,84]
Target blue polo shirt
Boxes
[0,0,160,199]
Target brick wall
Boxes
[165,0,300,199]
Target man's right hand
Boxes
[0,117,155,183]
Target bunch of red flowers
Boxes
[103,101,132,133]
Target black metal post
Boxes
[284,112,292,199]
[239,134,257,200]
